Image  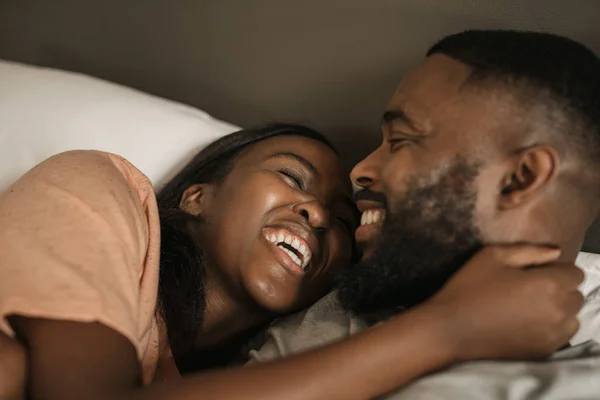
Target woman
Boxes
[155,124,359,372]
[0,124,577,400]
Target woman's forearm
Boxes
[135,304,453,400]
[12,308,452,400]
[0,332,26,400]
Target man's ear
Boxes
[179,183,217,216]
[499,145,560,209]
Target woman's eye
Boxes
[278,168,304,189]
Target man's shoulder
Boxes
[249,291,368,363]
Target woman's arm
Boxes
[11,304,448,400]
[11,245,583,400]
[0,332,26,400]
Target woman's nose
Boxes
[294,200,329,231]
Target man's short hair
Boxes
[427,30,600,165]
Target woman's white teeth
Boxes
[267,232,312,270]
[281,247,303,268]
[292,238,300,249]
[360,209,386,226]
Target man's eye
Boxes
[387,138,410,152]
[278,168,304,189]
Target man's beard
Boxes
[338,157,484,324]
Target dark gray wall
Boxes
[2,0,599,167]
[2,0,600,251]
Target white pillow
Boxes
[0,59,239,191]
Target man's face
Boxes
[339,54,517,322]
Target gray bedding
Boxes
[249,292,600,399]
[385,341,600,400]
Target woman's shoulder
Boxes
[36,150,152,186]
[0,149,162,378]
[2,149,159,255]
[28,149,156,206]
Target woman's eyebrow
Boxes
[265,152,320,177]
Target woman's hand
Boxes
[422,244,583,363]
[0,331,26,400]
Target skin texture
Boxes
[185,136,355,311]
[339,156,485,322]
[177,135,357,349]
[352,54,595,261]
[2,55,586,400]
[0,331,25,400]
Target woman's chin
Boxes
[244,277,301,315]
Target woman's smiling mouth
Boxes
[263,227,312,270]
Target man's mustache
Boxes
[354,189,387,207]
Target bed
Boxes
[1,1,599,398]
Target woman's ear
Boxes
[499,145,560,209]
[179,183,217,216]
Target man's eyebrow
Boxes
[382,108,422,132]
[266,152,319,176]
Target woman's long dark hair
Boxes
[157,123,335,372]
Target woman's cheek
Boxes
[250,176,291,214]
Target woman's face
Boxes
[190,136,357,313]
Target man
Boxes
[250,30,600,398]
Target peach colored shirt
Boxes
[0,150,166,384]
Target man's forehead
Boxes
[386,54,474,120]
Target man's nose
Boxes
[350,147,383,190]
